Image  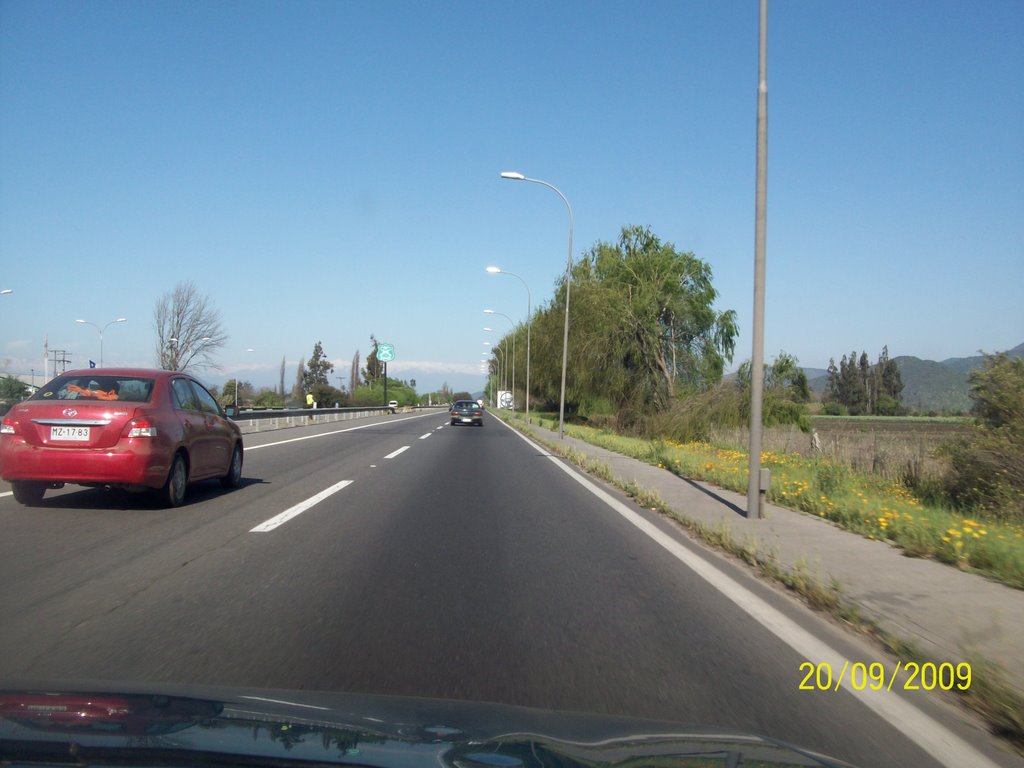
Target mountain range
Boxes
[806,342,1024,414]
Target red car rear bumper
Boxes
[0,438,170,489]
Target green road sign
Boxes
[376,343,395,362]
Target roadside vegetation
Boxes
[517,408,1024,589]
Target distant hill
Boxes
[808,343,1024,414]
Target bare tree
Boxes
[154,281,228,370]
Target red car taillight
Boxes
[1,416,18,435]
[123,417,158,438]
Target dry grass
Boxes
[710,417,967,485]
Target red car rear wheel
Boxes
[157,453,188,508]
[11,481,46,506]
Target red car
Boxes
[0,368,243,507]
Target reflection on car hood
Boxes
[0,681,859,768]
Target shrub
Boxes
[813,460,848,496]
[942,353,1024,519]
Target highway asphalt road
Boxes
[0,409,1015,767]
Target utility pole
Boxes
[747,0,769,519]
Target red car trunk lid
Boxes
[10,402,138,450]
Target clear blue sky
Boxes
[2,0,1022,395]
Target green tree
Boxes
[837,352,867,415]
[302,341,334,393]
[735,351,811,431]
[362,335,382,383]
[859,351,872,412]
[942,352,1024,516]
[877,345,904,414]
[311,382,344,407]
[1,375,29,401]
[825,357,838,399]
[254,388,284,408]
[349,350,361,392]
[349,377,415,407]
[220,379,255,407]
[290,358,306,406]
[529,225,736,423]
[827,346,903,415]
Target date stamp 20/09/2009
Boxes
[799,661,972,693]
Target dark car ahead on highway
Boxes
[0,368,243,508]
[449,399,483,427]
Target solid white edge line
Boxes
[0,491,12,498]
[250,480,353,533]
[245,411,441,451]
[384,446,410,459]
[492,416,999,768]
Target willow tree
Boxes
[538,226,737,418]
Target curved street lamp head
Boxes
[500,171,525,180]
[485,266,501,273]
[483,309,495,315]
[0,289,12,296]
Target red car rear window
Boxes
[35,375,156,403]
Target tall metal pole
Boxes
[501,172,573,438]
[747,0,769,519]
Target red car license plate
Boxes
[50,426,91,441]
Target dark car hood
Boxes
[0,680,859,768]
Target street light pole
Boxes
[75,317,126,368]
[501,171,573,438]
[487,266,531,418]
[747,0,769,519]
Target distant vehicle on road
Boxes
[388,400,399,413]
[449,399,483,427]
[0,368,243,508]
